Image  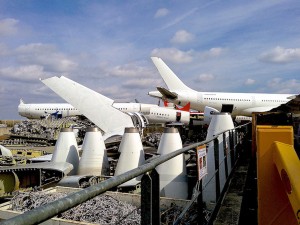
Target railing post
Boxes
[229,131,235,167]
[141,169,160,225]
[197,180,204,225]
[234,129,238,155]
[222,132,228,179]
[151,169,160,225]
[214,138,220,200]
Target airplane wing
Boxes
[41,76,134,139]
[271,94,300,114]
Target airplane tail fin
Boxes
[151,57,193,91]
[164,100,190,112]
[175,102,191,112]
[163,100,175,108]
[20,99,25,105]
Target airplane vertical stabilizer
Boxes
[151,57,193,91]
[41,76,134,139]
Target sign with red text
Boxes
[197,145,207,180]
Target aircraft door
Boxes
[25,106,31,117]
[221,104,234,113]
[176,112,181,122]
[197,93,203,104]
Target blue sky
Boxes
[0,0,300,119]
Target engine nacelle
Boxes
[126,112,149,135]
[203,106,220,124]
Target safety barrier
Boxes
[1,123,251,225]
[257,125,300,225]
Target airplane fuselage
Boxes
[18,101,190,124]
[18,102,81,119]
[167,89,292,116]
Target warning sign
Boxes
[197,145,207,180]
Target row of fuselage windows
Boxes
[261,99,286,102]
[204,98,251,101]
[150,112,169,117]
[204,98,286,103]
[34,108,78,111]
[117,108,128,111]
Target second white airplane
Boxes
[148,57,300,117]
[18,98,191,125]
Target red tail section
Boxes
[164,100,191,111]
[163,100,168,107]
[175,102,190,112]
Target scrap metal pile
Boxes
[10,190,198,224]
[11,191,141,224]
[3,117,95,146]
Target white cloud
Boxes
[208,48,225,57]
[0,18,19,36]
[110,63,152,78]
[202,47,226,58]
[171,30,194,44]
[159,8,198,30]
[151,48,193,63]
[259,46,300,64]
[267,78,300,93]
[123,78,159,89]
[194,73,214,82]
[15,43,77,72]
[154,8,169,18]
[0,65,45,81]
[245,78,255,85]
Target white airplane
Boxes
[18,98,191,125]
[39,76,192,139]
[18,99,81,119]
[148,57,300,117]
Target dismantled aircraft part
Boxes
[203,106,220,124]
[41,76,134,140]
[57,175,108,188]
[78,127,109,176]
[0,156,16,166]
[0,171,20,196]
[0,162,73,197]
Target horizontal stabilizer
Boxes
[41,76,134,139]
[157,87,178,99]
[148,90,163,99]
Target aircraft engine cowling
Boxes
[203,106,220,124]
[126,112,149,134]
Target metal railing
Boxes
[1,123,251,225]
